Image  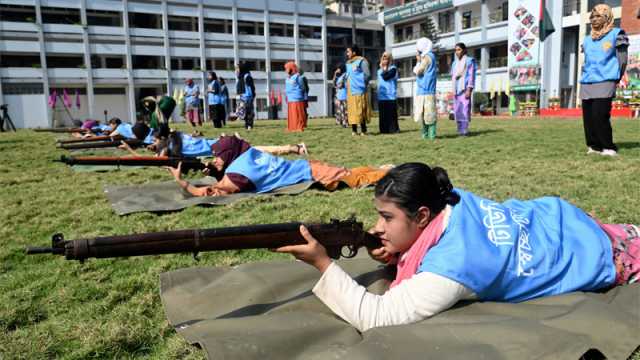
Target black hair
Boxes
[132,122,150,141]
[455,42,468,55]
[219,77,226,84]
[338,63,346,74]
[374,163,460,218]
[208,71,217,80]
[166,130,183,157]
[108,117,121,125]
[348,44,361,56]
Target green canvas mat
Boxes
[160,259,640,360]
[104,177,316,215]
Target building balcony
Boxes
[93,68,129,78]
[133,69,167,78]
[0,21,39,33]
[0,67,44,79]
[48,68,88,78]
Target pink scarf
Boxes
[390,210,448,288]
[63,89,72,108]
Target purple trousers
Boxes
[454,94,471,135]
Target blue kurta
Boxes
[419,189,615,302]
[225,148,312,193]
[114,123,134,139]
[169,133,218,157]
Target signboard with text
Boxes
[383,0,453,25]
[508,0,542,92]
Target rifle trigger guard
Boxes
[342,245,358,259]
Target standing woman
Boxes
[183,78,202,136]
[284,61,307,132]
[580,4,628,157]
[207,71,225,128]
[414,38,438,139]
[333,64,348,127]
[451,43,476,136]
[219,77,229,126]
[345,45,371,136]
[377,52,400,134]
[235,62,256,130]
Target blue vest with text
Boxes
[225,148,312,193]
[115,123,134,139]
[286,74,305,102]
[142,129,154,145]
[418,189,615,303]
[184,84,199,107]
[336,74,348,101]
[377,65,398,101]
[179,134,217,157]
[207,80,223,105]
[416,52,437,95]
[581,28,622,84]
[241,73,254,102]
[347,58,368,96]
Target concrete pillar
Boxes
[198,0,208,123]
[34,0,52,126]
[79,0,95,119]
[575,0,589,107]
[541,0,563,108]
[480,0,489,92]
[264,1,272,108]
[232,0,239,67]
[454,7,461,44]
[294,1,300,65]
[122,0,137,122]
[161,0,172,96]
[322,9,329,117]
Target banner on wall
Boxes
[622,34,640,91]
[508,0,542,92]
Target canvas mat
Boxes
[160,258,640,360]
[104,177,316,215]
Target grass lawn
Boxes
[1,116,638,359]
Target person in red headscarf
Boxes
[284,61,307,132]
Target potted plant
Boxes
[612,97,625,110]
[548,96,561,110]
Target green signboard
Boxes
[384,0,454,25]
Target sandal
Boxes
[297,143,309,155]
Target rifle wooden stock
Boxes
[58,138,142,150]
[34,127,88,133]
[57,155,206,173]
[57,135,120,144]
[25,218,382,262]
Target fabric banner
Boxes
[508,0,542,92]
[383,0,453,25]
[622,34,640,91]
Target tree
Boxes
[420,14,440,51]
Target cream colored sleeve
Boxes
[413,55,431,76]
[312,262,475,332]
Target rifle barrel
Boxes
[57,135,119,144]
[57,155,205,172]
[58,139,141,150]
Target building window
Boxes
[168,16,197,32]
[46,55,84,68]
[269,23,293,37]
[133,56,164,69]
[461,11,472,29]
[238,21,263,36]
[396,57,416,78]
[2,83,44,95]
[438,11,454,33]
[271,60,286,72]
[204,19,229,33]
[299,26,322,39]
[41,7,81,25]
[256,98,268,112]
[86,10,122,27]
[1,54,41,68]
[0,5,36,22]
[212,59,234,71]
[488,43,508,68]
[171,57,201,70]
[129,12,162,29]
[438,52,453,75]
[300,61,322,73]
[587,0,620,9]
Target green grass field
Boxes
[1,116,638,359]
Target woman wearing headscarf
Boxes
[413,38,438,139]
[377,52,399,134]
[580,4,629,157]
[332,64,348,127]
[235,62,256,130]
[451,43,476,136]
[345,44,371,136]
[284,61,307,132]
[166,136,390,197]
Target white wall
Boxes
[95,94,130,122]
[4,95,48,129]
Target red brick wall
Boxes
[621,0,640,35]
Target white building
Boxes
[0,0,327,128]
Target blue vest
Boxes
[91,124,111,135]
[300,74,309,101]
[184,84,199,107]
[207,80,223,105]
[178,134,217,157]
[286,74,305,102]
[451,57,476,95]
[581,28,622,84]
[115,123,134,139]
[416,52,437,95]
[419,189,615,303]
[221,84,229,103]
[377,65,398,101]
[241,73,254,102]
[336,74,347,101]
[142,129,154,145]
[225,148,312,193]
[346,58,368,96]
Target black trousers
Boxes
[582,98,616,151]
[378,100,399,134]
[209,104,226,128]
[351,122,367,134]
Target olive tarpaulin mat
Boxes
[160,258,640,360]
[104,177,315,215]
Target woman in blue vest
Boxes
[183,78,202,135]
[332,64,348,127]
[377,52,399,134]
[107,117,135,139]
[345,45,371,136]
[451,43,476,136]
[580,4,629,157]
[207,71,225,129]
[166,136,388,197]
[414,38,438,139]
[235,62,256,130]
[275,162,639,332]
[219,77,229,126]
[284,61,307,132]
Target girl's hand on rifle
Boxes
[275,225,332,273]
[366,227,398,265]
[166,161,183,181]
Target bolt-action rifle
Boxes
[56,155,207,173]
[26,218,382,262]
